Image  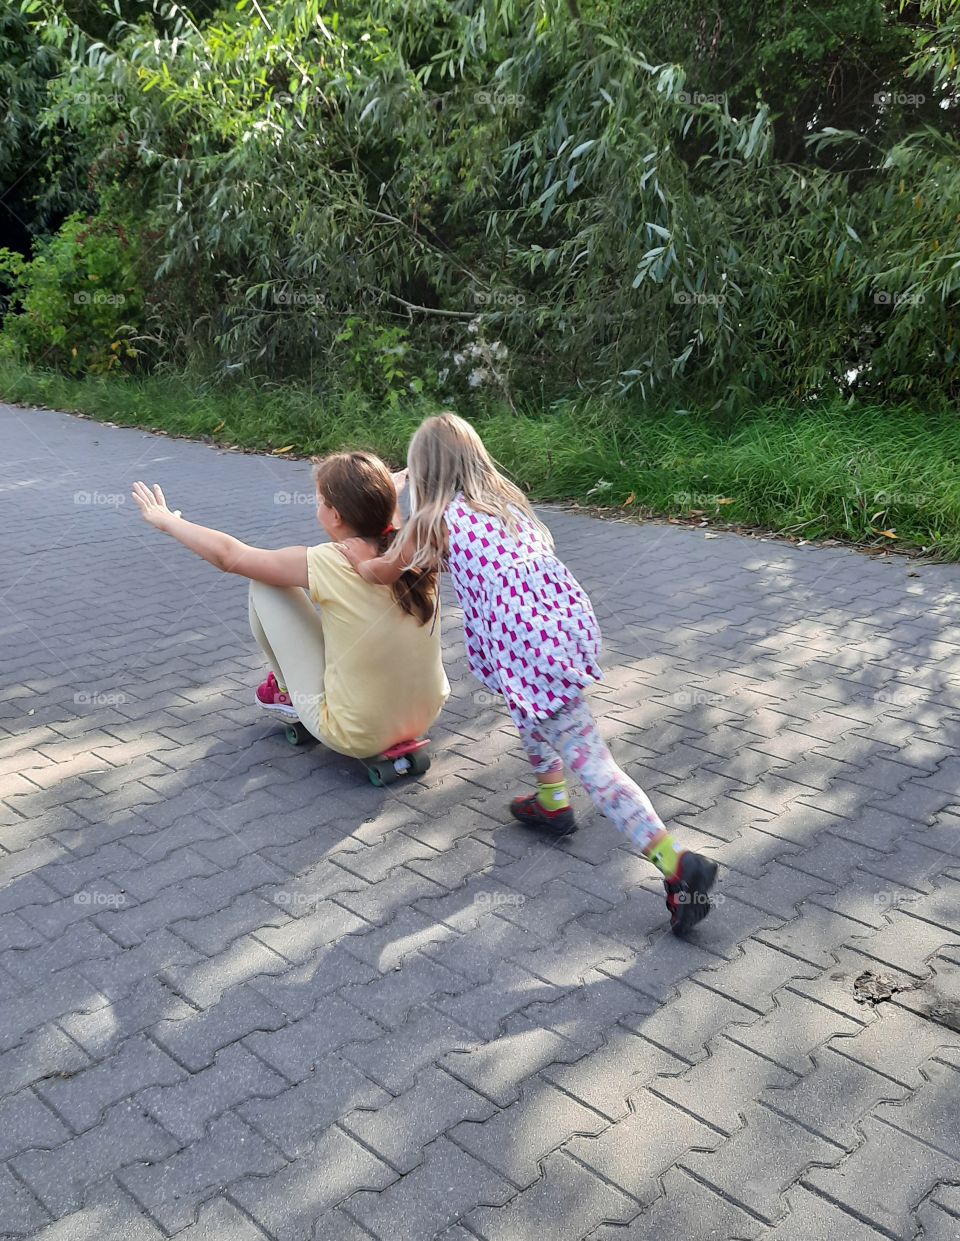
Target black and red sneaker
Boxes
[509,792,577,837]
[664,851,719,936]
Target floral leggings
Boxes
[518,694,667,852]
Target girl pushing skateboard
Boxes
[337,413,718,936]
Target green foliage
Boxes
[331,318,425,409]
[2,0,959,408]
[0,210,145,374]
[0,8,68,239]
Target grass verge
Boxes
[1,358,957,559]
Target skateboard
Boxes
[281,721,431,786]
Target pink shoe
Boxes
[255,672,297,718]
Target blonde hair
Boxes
[401,411,554,572]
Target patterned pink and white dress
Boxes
[444,493,602,728]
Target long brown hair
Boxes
[312,451,437,625]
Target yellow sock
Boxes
[536,779,570,812]
[645,832,681,878]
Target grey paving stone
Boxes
[168,1196,273,1239]
[347,1135,514,1239]
[342,949,471,1028]
[149,983,287,1072]
[859,835,954,892]
[118,1112,288,1233]
[566,1089,720,1201]
[870,1057,960,1159]
[332,831,444,884]
[804,1116,960,1237]
[597,926,725,1005]
[76,928,200,1000]
[524,968,661,1051]
[344,905,456,972]
[137,1040,287,1142]
[0,1089,71,1159]
[540,1026,685,1122]
[441,1013,586,1107]
[622,977,754,1060]
[169,891,293,956]
[342,1005,478,1094]
[247,994,382,1083]
[727,987,862,1075]
[679,891,785,964]
[12,1098,179,1216]
[159,934,289,1009]
[0,1021,93,1097]
[827,998,960,1089]
[752,1186,890,1240]
[0,970,108,1055]
[450,1076,605,1189]
[910,1197,960,1241]
[680,1100,843,1223]
[0,873,62,920]
[230,1125,395,1240]
[653,1034,798,1134]
[26,1180,166,1241]
[344,1064,496,1174]
[2,919,111,987]
[754,901,877,970]
[761,1045,909,1146]
[0,1163,53,1236]
[252,900,369,963]
[60,974,196,1057]
[246,941,378,1019]
[433,960,565,1040]
[240,1052,390,1160]
[464,1148,634,1241]
[722,861,840,920]
[843,905,960,979]
[517,921,647,988]
[35,1032,186,1133]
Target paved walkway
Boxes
[1,401,959,1241]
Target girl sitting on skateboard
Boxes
[131,451,449,760]
[337,413,718,936]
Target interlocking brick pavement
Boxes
[2,401,960,1239]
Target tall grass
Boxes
[2,359,957,558]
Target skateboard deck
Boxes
[280,721,430,785]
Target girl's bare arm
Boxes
[131,482,309,587]
[336,534,411,585]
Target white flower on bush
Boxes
[442,317,514,407]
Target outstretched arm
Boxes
[131,482,308,588]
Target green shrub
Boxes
[0,209,145,375]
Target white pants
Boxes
[248,580,327,741]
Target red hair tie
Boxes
[382,523,396,535]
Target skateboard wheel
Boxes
[368,760,399,786]
[409,751,431,776]
[285,723,308,747]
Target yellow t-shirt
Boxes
[306,542,449,758]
